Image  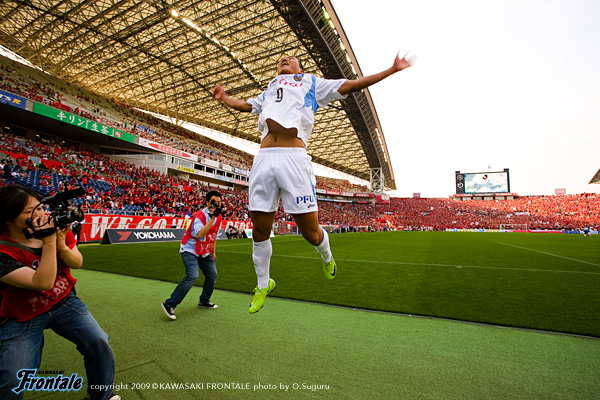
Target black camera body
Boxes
[24,187,86,239]
[209,199,225,217]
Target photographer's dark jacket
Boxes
[0,232,77,322]
[181,209,222,256]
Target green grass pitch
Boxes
[23,231,600,399]
[80,231,600,337]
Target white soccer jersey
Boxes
[247,73,347,146]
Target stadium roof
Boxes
[0,0,396,189]
[589,168,600,185]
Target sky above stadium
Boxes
[330,0,600,197]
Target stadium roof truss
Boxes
[590,168,600,185]
[0,0,396,189]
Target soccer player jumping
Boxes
[213,52,415,313]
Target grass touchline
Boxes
[218,249,600,275]
[497,242,600,266]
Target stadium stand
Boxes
[2,129,599,232]
[315,176,369,192]
[0,55,253,170]
[375,196,599,231]
[0,132,249,218]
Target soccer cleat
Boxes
[323,258,336,280]
[161,302,176,320]
[249,278,276,314]
[198,301,219,309]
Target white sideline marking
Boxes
[216,242,253,247]
[497,242,600,267]
[217,250,600,275]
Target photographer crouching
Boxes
[0,184,119,400]
[161,190,224,320]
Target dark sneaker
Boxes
[198,302,218,309]
[161,302,176,320]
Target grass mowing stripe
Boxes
[498,242,600,266]
[218,250,600,275]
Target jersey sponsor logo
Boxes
[278,77,303,87]
[296,195,315,204]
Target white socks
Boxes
[252,239,272,289]
[253,230,330,289]
[314,228,332,263]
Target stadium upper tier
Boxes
[1,131,598,229]
[0,54,371,194]
[0,0,396,188]
[0,55,253,169]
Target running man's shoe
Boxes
[161,302,176,320]
[198,301,219,309]
[249,278,276,314]
[323,258,337,280]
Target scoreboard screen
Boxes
[455,169,510,194]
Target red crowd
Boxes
[0,132,248,219]
[2,132,600,230]
[315,176,369,193]
[374,196,599,231]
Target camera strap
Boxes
[0,240,41,256]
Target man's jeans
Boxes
[165,252,217,307]
[0,292,116,400]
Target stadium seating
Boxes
[315,176,369,192]
[0,56,253,170]
[0,132,246,218]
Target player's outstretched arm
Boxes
[213,85,252,112]
[338,52,415,96]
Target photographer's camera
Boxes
[24,187,86,239]
[210,199,225,217]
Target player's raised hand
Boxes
[212,85,253,112]
[393,51,417,72]
[212,85,225,100]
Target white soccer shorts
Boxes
[248,147,318,214]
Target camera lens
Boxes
[53,208,85,229]
[70,208,85,222]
